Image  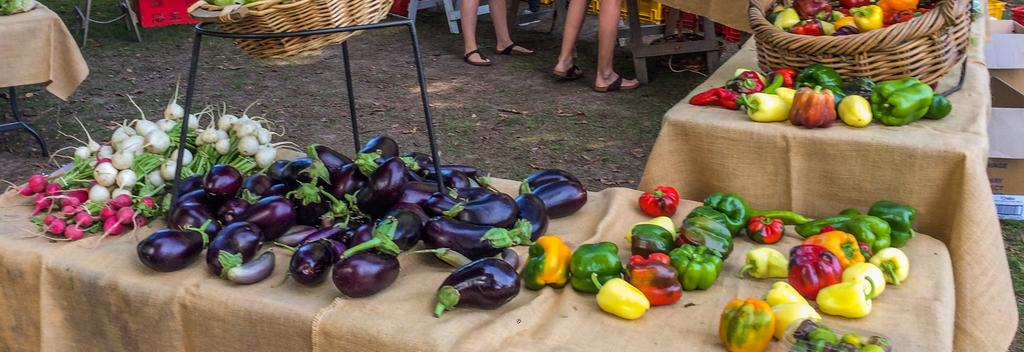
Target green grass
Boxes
[1003,220,1024,350]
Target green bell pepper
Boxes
[924,94,952,120]
[668,244,723,291]
[569,242,623,293]
[686,205,731,228]
[871,78,934,126]
[702,192,751,234]
[795,64,845,103]
[680,215,734,259]
[868,200,916,247]
[795,214,892,253]
[631,225,675,256]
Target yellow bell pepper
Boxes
[838,95,873,127]
[869,247,910,285]
[522,236,573,290]
[592,273,650,319]
[817,280,873,318]
[841,262,886,299]
[851,5,883,32]
[626,216,676,241]
[774,7,800,30]
[774,87,796,106]
[743,93,790,123]
[833,16,857,30]
[771,303,821,339]
[764,281,808,306]
[738,247,788,279]
[719,298,775,352]
[802,230,865,269]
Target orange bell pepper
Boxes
[719,298,775,352]
[833,16,856,30]
[878,0,918,12]
[802,231,865,268]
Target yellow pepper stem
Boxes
[880,262,901,286]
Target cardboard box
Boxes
[987,20,1024,220]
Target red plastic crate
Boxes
[137,0,198,28]
[390,0,410,16]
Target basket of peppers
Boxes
[747,0,972,85]
[689,64,953,128]
[720,200,916,351]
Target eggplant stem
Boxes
[434,285,460,318]
[415,248,472,267]
[273,242,298,253]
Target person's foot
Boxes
[463,50,492,66]
[496,42,534,55]
[553,59,575,76]
[593,72,639,92]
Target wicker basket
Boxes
[188,0,394,58]
[748,0,971,84]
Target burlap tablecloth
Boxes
[0,179,954,351]
[656,0,750,32]
[0,5,89,100]
[639,16,1015,352]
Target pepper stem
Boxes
[434,285,460,318]
[590,272,603,290]
[737,263,756,279]
[864,277,877,299]
[880,261,901,286]
[415,248,472,267]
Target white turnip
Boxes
[89,184,111,202]
[94,162,118,187]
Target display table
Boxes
[0,179,954,351]
[655,0,749,31]
[638,17,1016,351]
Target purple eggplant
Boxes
[328,163,367,198]
[176,189,211,207]
[426,169,471,189]
[137,229,208,272]
[455,187,494,201]
[203,164,243,199]
[332,252,400,297]
[168,203,220,235]
[425,192,459,216]
[441,165,480,178]
[225,250,276,285]
[515,183,549,240]
[533,180,587,219]
[206,222,263,276]
[382,207,426,251]
[500,248,520,269]
[343,223,374,248]
[426,192,519,228]
[294,200,329,227]
[401,151,433,174]
[422,217,532,260]
[216,198,250,224]
[238,196,296,241]
[314,145,353,172]
[433,257,520,317]
[355,157,408,216]
[261,183,291,198]
[289,240,335,286]
[300,226,346,245]
[326,239,347,262]
[390,202,428,227]
[525,169,580,188]
[174,175,205,196]
[277,225,318,247]
[398,181,439,208]
[359,136,399,160]
[284,157,314,184]
[243,174,274,196]
[266,160,291,183]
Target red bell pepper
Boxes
[788,244,843,300]
[840,0,871,8]
[726,70,766,95]
[638,186,680,217]
[746,215,785,244]
[790,20,825,36]
[771,68,798,89]
[627,253,683,306]
[689,87,741,110]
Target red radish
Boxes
[73,212,94,227]
[61,205,77,217]
[102,217,124,236]
[140,197,155,209]
[65,190,89,204]
[32,194,52,215]
[99,206,116,219]
[44,183,61,196]
[110,194,132,209]
[64,225,85,240]
[116,207,136,225]
[43,214,58,226]
[133,214,147,227]
[18,186,34,196]
[61,196,81,208]
[27,175,47,194]
[47,219,67,235]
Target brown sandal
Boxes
[593,75,639,92]
[496,42,534,56]
[464,50,492,66]
[552,65,584,81]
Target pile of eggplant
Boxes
[136,135,589,308]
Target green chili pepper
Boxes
[750,209,810,225]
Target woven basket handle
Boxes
[188,0,251,23]
[938,0,970,26]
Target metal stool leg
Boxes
[5,87,49,157]
[407,23,446,193]
[123,0,142,43]
[342,42,361,153]
[171,32,204,208]
[81,0,92,47]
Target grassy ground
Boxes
[3,1,1023,350]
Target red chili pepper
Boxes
[637,186,680,217]
[790,20,825,36]
[788,245,843,300]
[627,253,683,306]
[726,70,766,95]
[771,68,799,88]
[689,87,741,110]
[745,215,785,244]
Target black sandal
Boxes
[593,75,639,93]
[464,50,492,66]
[552,65,584,81]
[496,42,534,56]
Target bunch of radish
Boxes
[18,174,155,241]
